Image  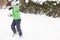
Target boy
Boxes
[9,2,22,37]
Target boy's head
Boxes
[11,1,19,6]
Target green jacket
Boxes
[11,5,21,20]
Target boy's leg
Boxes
[16,19,22,36]
[11,20,16,34]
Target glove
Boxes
[8,13,12,17]
[9,7,13,10]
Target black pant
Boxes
[11,19,22,36]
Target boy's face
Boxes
[11,1,19,7]
[11,2,16,7]
[11,2,15,7]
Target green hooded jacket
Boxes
[11,5,21,20]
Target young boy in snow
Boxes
[9,2,22,37]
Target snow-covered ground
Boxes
[0,8,60,40]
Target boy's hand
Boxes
[8,13,12,17]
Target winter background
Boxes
[0,0,60,40]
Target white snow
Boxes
[0,0,60,40]
[0,8,60,40]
